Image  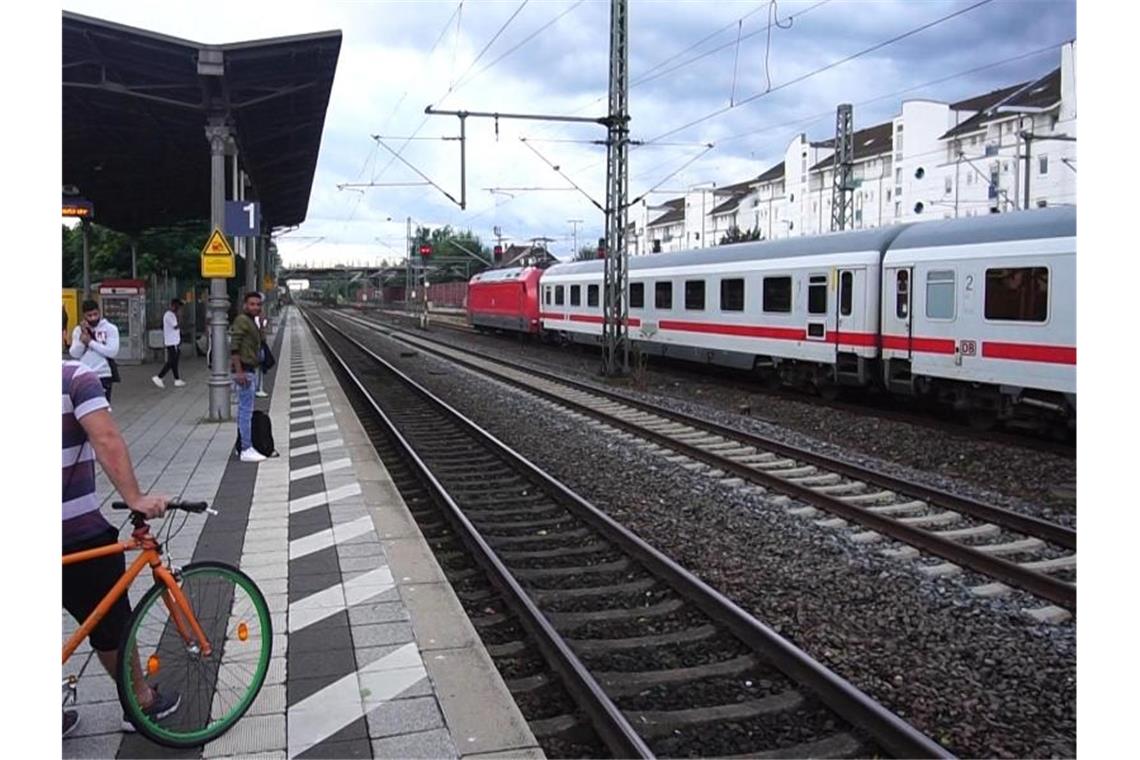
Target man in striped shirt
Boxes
[62,361,179,736]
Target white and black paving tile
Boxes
[64,307,540,760]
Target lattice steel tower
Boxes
[602,0,630,376]
[830,103,855,232]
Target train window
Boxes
[896,271,909,319]
[629,282,644,309]
[984,267,1048,322]
[720,279,744,312]
[808,275,827,315]
[588,284,600,307]
[925,270,956,320]
[570,285,581,307]
[555,285,564,306]
[655,281,673,309]
[544,287,551,306]
[685,280,705,310]
[762,277,791,313]
[840,272,853,316]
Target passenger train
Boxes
[467,207,1076,432]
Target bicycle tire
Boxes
[116,561,272,748]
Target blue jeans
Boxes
[233,375,256,451]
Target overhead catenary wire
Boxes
[644,0,996,145]
[450,39,1068,241]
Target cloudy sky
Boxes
[63,0,1075,267]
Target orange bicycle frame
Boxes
[62,527,213,664]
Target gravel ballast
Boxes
[373,313,1077,528]
[332,313,1076,758]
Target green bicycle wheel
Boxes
[117,561,272,748]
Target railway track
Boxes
[362,305,1074,457]
[328,308,1076,623]
[303,307,949,759]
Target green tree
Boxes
[411,225,491,281]
[62,219,212,286]
[719,225,764,245]
[573,245,599,262]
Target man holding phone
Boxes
[69,299,120,401]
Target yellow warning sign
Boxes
[201,253,235,278]
[201,228,235,257]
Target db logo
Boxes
[959,339,977,356]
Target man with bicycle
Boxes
[62,360,180,737]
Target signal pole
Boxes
[601,0,630,376]
[830,103,854,232]
[568,219,583,257]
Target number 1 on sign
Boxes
[244,203,255,230]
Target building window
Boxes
[652,239,662,253]
[1039,155,1049,175]
[854,208,863,223]
[555,285,564,306]
[894,201,902,217]
[1037,199,1048,208]
[887,189,892,201]
[840,271,853,316]
[896,270,909,319]
[985,267,1048,322]
[655,281,673,309]
[570,285,581,306]
[914,202,925,214]
[588,284,600,307]
[945,176,953,194]
[628,282,643,308]
[808,275,827,315]
[895,168,902,185]
[685,280,705,310]
[762,276,791,313]
[967,173,974,186]
[914,167,925,179]
[925,270,955,320]
[720,278,744,312]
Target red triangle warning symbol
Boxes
[201,228,235,257]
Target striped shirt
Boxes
[63,361,113,546]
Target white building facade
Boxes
[628,41,1076,254]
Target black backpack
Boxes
[235,410,278,457]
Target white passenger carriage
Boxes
[881,207,1075,424]
[541,228,907,393]
[536,206,1075,430]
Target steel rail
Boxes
[307,308,953,759]
[303,310,652,759]
[335,313,1075,611]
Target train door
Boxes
[882,266,913,358]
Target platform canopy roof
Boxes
[63,12,341,234]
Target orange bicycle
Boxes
[62,501,271,748]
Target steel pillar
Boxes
[831,104,854,232]
[81,219,91,297]
[601,0,630,377]
[205,119,232,421]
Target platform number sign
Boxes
[224,201,261,236]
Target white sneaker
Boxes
[151,376,165,388]
[173,379,186,387]
[239,448,267,463]
[255,390,268,398]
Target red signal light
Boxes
[418,244,432,257]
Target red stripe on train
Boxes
[983,341,1076,365]
[881,335,957,354]
[543,313,641,327]
[657,320,807,340]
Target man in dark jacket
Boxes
[230,292,264,462]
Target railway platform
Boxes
[63,309,540,760]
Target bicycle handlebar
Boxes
[111,500,210,514]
